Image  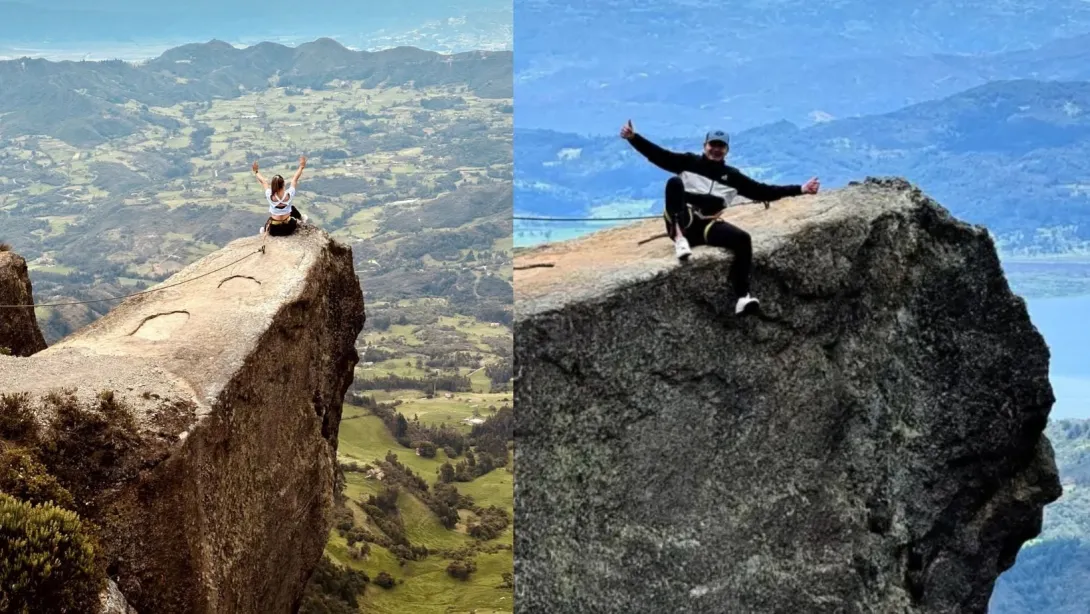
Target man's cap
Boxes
[705,130,729,145]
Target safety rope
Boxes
[0,246,265,309]
[513,198,766,223]
[514,215,660,221]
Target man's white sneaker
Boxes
[259,226,266,235]
[675,236,692,261]
[735,294,760,315]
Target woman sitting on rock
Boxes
[253,156,309,235]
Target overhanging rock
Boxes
[0,226,365,613]
[513,177,1061,614]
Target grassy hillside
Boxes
[314,396,513,614]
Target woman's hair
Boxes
[270,174,285,195]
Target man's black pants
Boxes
[662,176,753,297]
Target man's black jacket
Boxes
[628,133,802,216]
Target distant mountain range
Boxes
[0,0,508,43]
[0,36,513,341]
[517,0,1090,62]
[515,0,1090,136]
[0,38,511,146]
[515,79,1090,254]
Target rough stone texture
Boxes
[0,250,48,356]
[513,177,1062,614]
[0,226,365,614]
[100,579,139,614]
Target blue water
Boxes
[1024,293,1090,420]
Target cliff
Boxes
[512,177,1062,613]
[0,249,48,356]
[0,226,365,613]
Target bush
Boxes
[446,558,477,581]
[37,389,142,503]
[413,441,437,458]
[0,393,39,444]
[0,446,74,509]
[467,506,511,541]
[0,493,105,614]
[374,571,396,589]
[298,554,369,614]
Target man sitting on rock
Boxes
[620,120,819,315]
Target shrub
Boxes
[0,493,105,614]
[0,393,39,444]
[467,506,510,541]
[0,446,74,509]
[298,554,369,614]
[374,571,396,589]
[446,558,477,581]
[38,389,142,502]
[413,441,437,458]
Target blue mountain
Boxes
[515,0,1090,136]
[515,79,1090,254]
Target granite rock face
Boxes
[0,250,48,356]
[513,177,1062,614]
[0,226,365,613]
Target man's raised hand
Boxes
[802,177,820,194]
[620,120,635,140]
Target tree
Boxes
[446,558,477,581]
[432,500,459,529]
[439,462,455,483]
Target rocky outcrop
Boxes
[100,580,139,614]
[0,226,365,613]
[512,178,1062,613]
[0,249,48,356]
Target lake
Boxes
[1022,291,1090,420]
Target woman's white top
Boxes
[266,185,296,216]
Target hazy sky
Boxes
[0,0,510,57]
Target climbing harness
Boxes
[263,216,299,237]
[514,197,769,247]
